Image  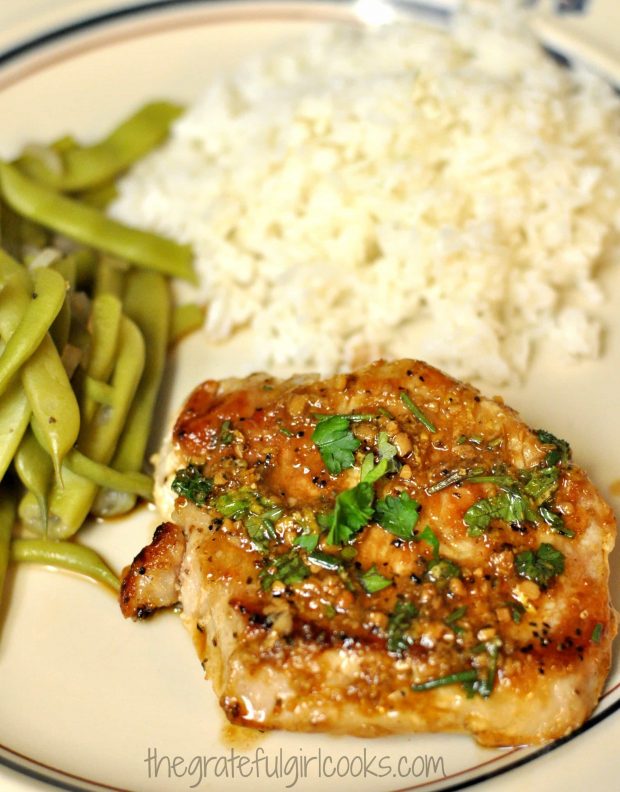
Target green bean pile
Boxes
[0,101,202,609]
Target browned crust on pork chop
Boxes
[121,359,617,746]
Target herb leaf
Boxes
[377,431,398,461]
[219,419,233,445]
[260,550,310,591]
[308,550,342,571]
[375,491,420,540]
[387,598,418,654]
[514,543,565,586]
[400,391,436,433]
[322,481,375,546]
[312,415,360,475]
[359,565,392,594]
[360,455,389,484]
[171,465,213,505]
[522,466,559,505]
[245,506,283,553]
[293,533,319,553]
[535,429,571,467]
[539,505,574,537]
[214,489,254,519]
[444,605,467,634]
[505,600,525,624]
[464,488,537,536]
[412,670,478,692]
[426,557,461,583]
[416,524,440,557]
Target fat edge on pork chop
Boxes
[120,359,617,746]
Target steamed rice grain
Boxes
[110,6,620,383]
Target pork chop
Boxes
[120,359,617,746]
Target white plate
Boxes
[0,2,619,791]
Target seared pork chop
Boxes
[121,359,617,746]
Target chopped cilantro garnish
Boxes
[514,543,565,586]
[463,464,572,539]
[377,431,398,461]
[375,492,420,540]
[414,524,461,583]
[426,557,461,583]
[464,488,537,536]
[538,505,574,537]
[466,470,517,488]
[359,565,392,594]
[245,506,283,553]
[260,550,310,591]
[591,622,603,644]
[278,425,294,438]
[360,454,389,484]
[505,600,525,624]
[415,524,440,557]
[387,598,418,654]
[171,465,213,505]
[474,637,502,698]
[522,466,559,505]
[214,489,282,551]
[293,532,319,553]
[214,489,254,519]
[535,429,571,467]
[341,546,357,561]
[400,391,436,433]
[312,415,360,475]
[321,481,375,546]
[219,419,233,445]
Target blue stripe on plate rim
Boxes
[0,1,615,791]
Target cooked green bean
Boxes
[79,315,145,460]
[83,376,115,406]
[0,378,31,482]
[49,290,71,352]
[87,293,122,381]
[65,449,152,500]
[0,489,16,608]
[17,491,42,532]
[78,181,118,210]
[10,538,120,592]
[0,248,27,286]
[94,271,169,516]
[46,316,145,537]
[50,253,77,288]
[67,248,97,291]
[21,333,80,480]
[14,429,52,530]
[0,162,195,281]
[0,197,24,260]
[169,302,204,345]
[17,101,183,192]
[0,250,78,481]
[0,267,67,397]
[94,255,126,299]
[80,293,122,425]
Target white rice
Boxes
[110,5,620,384]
